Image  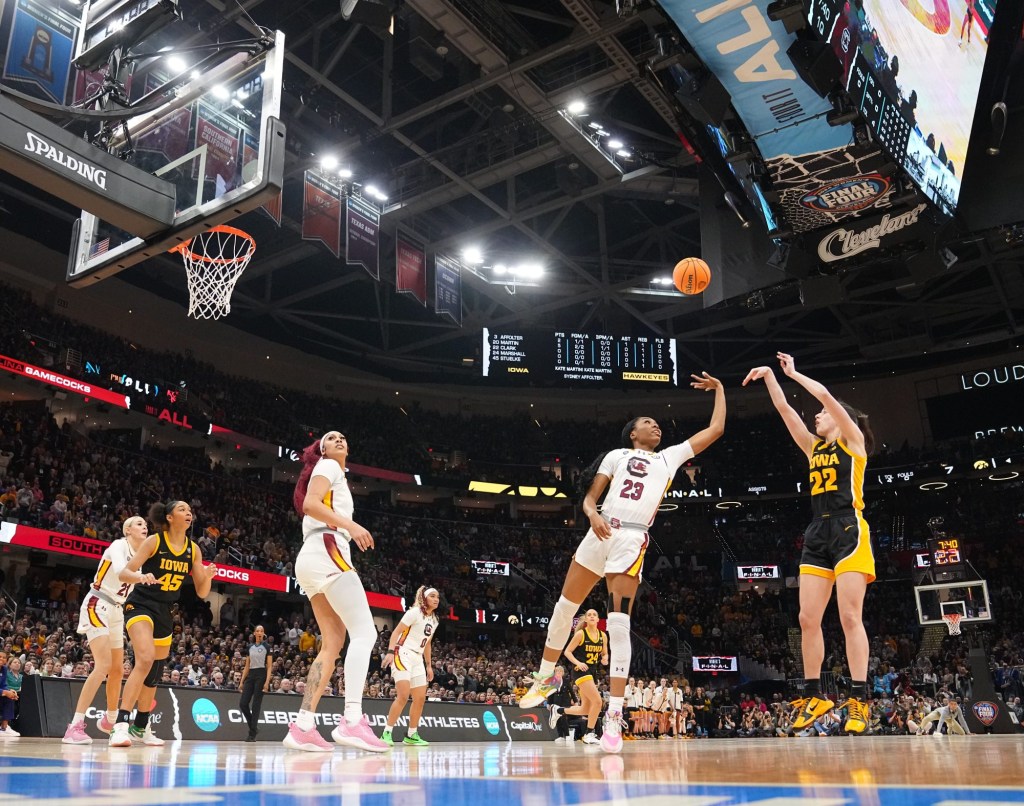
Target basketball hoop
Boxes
[171,225,256,320]
[942,613,962,635]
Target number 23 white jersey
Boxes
[597,442,694,527]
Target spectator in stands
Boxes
[0,650,18,737]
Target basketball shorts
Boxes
[76,590,125,649]
[124,596,174,647]
[391,647,428,688]
[295,529,357,598]
[574,526,649,579]
[571,666,600,688]
[800,510,875,583]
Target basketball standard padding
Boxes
[673,258,711,295]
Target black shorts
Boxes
[800,510,875,582]
[572,667,601,688]
[124,596,174,646]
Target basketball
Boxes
[673,257,711,295]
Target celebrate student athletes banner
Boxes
[434,253,462,325]
[302,170,344,258]
[396,234,427,305]
[346,195,380,280]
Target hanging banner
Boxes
[244,131,281,224]
[2,0,77,104]
[194,105,241,199]
[396,234,427,305]
[434,253,462,325]
[346,195,380,279]
[302,170,343,258]
[657,0,848,160]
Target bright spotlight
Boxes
[320,155,339,171]
[567,100,586,114]
[366,185,388,201]
[338,168,353,178]
[211,85,230,100]
[493,264,507,275]
[608,139,624,149]
[167,55,187,73]
[463,246,483,265]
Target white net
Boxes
[175,226,256,320]
[942,613,962,635]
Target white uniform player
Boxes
[390,606,439,688]
[295,454,357,596]
[573,442,693,580]
[77,539,135,649]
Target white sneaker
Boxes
[582,732,600,745]
[600,711,624,754]
[552,736,564,744]
[109,723,132,748]
[141,726,165,746]
[548,705,562,730]
[0,726,19,738]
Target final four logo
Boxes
[972,701,998,726]
[800,175,891,213]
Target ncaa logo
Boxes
[482,710,500,736]
[972,701,998,726]
[192,698,220,732]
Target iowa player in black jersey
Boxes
[744,352,875,736]
[552,609,608,745]
[109,501,217,746]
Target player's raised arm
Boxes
[743,363,817,458]
[686,372,726,456]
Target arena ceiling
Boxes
[3,0,1024,384]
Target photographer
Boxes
[714,704,738,738]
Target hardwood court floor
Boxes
[0,735,1021,805]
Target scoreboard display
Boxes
[693,656,737,672]
[482,328,679,387]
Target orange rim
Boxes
[170,224,256,265]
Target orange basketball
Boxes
[673,257,711,295]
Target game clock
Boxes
[928,538,964,568]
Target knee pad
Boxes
[606,612,632,680]
[143,658,166,689]
[544,596,580,653]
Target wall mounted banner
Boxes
[302,170,343,257]
[195,105,241,199]
[657,0,848,159]
[814,202,930,263]
[396,234,427,305]
[434,253,462,325]
[346,195,381,279]
[2,0,77,104]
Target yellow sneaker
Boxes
[791,696,834,730]
[843,697,870,734]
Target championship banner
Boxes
[2,0,77,104]
[396,233,427,305]
[0,352,129,408]
[346,195,381,279]
[27,680,556,743]
[434,253,462,325]
[195,105,241,199]
[302,169,343,258]
[245,131,281,224]
[657,0,848,160]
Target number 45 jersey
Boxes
[128,531,198,605]
[598,442,694,528]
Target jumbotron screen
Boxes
[810,0,999,213]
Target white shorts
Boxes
[76,591,125,649]
[295,530,356,598]
[573,526,650,580]
[391,647,427,688]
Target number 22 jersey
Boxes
[597,442,694,527]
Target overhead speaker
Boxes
[674,70,730,127]
[786,38,841,98]
[799,275,843,307]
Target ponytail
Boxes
[620,417,639,448]
[147,501,181,530]
[839,401,875,456]
[576,452,606,502]
[292,440,324,515]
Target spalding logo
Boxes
[800,175,890,213]
[972,700,998,726]
[192,698,221,732]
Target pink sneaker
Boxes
[331,715,390,753]
[600,711,624,754]
[62,721,92,745]
[97,714,115,734]
[282,723,333,753]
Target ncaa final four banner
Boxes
[1,0,78,104]
[27,679,555,743]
